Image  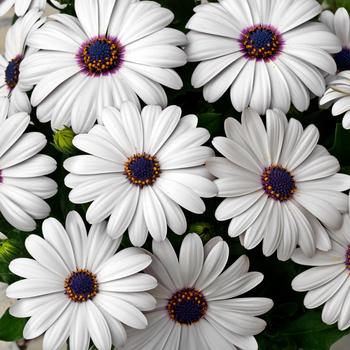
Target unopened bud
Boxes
[53,126,76,155]
[0,239,19,263]
[189,222,213,243]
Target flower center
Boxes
[345,245,350,270]
[334,47,350,72]
[124,153,160,188]
[64,268,98,302]
[261,165,296,202]
[240,24,283,61]
[5,55,22,90]
[77,36,124,77]
[167,288,208,325]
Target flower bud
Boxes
[0,239,19,263]
[189,222,212,243]
[53,126,76,155]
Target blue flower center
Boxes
[346,246,350,270]
[240,25,283,61]
[77,36,124,76]
[167,288,208,325]
[262,165,296,202]
[64,269,98,303]
[250,29,274,49]
[88,40,113,62]
[130,157,155,181]
[334,47,350,72]
[5,56,22,90]
[124,153,160,188]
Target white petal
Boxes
[230,60,256,112]
[94,293,148,329]
[292,265,346,292]
[212,136,261,174]
[24,234,69,277]
[69,306,90,350]
[195,241,229,290]
[85,300,112,350]
[304,272,348,309]
[250,62,271,115]
[152,238,182,288]
[42,218,75,271]
[23,294,70,340]
[43,303,75,350]
[97,248,152,283]
[142,186,167,241]
[294,191,342,230]
[156,177,205,214]
[65,211,88,268]
[179,233,204,287]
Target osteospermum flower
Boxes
[0,103,57,231]
[320,8,350,73]
[319,9,350,129]
[186,0,341,114]
[6,211,157,350]
[19,0,187,134]
[0,0,65,17]
[0,10,42,115]
[207,109,350,261]
[320,71,350,129]
[292,214,350,331]
[121,234,273,350]
[64,101,216,246]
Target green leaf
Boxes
[329,123,350,166]
[197,111,225,136]
[0,310,26,342]
[263,310,350,350]
[0,264,16,285]
[0,230,30,284]
[157,0,197,31]
[0,215,17,235]
[320,0,350,12]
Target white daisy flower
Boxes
[318,8,350,129]
[320,71,350,129]
[207,108,350,261]
[320,8,350,73]
[292,213,350,331]
[0,102,57,231]
[0,10,43,115]
[19,0,187,134]
[121,233,273,350]
[0,0,65,17]
[186,0,341,114]
[6,211,157,350]
[64,101,216,246]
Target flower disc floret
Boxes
[77,36,124,77]
[346,245,350,270]
[5,55,22,90]
[64,268,98,303]
[167,288,208,325]
[124,153,161,188]
[239,24,283,61]
[261,165,296,202]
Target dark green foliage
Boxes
[0,310,26,342]
[321,0,350,11]
[0,0,349,347]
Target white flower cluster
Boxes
[0,0,348,349]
